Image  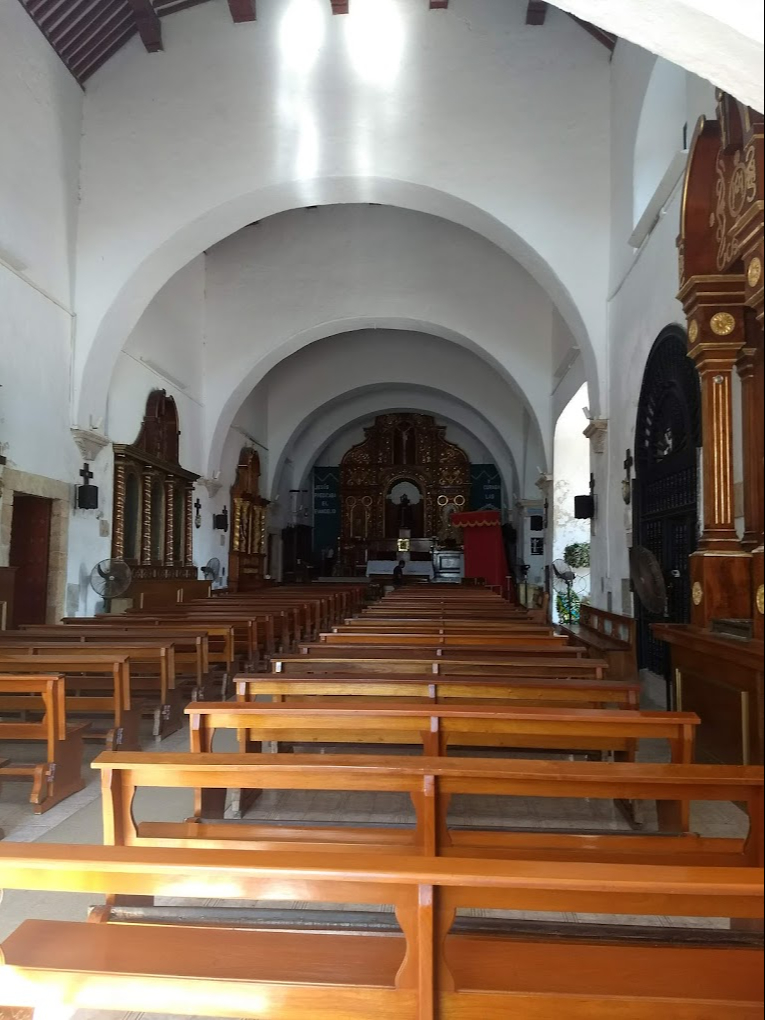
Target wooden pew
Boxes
[93,750,764,867]
[187,700,699,761]
[14,625,211,692]
[0,640,184,738]
[237,673,640,709]
[0,653,140,750]
[295,643,587,660]
[123,609,267,666]
[61,617,236,683]
[318,632,571,649]
[272,654,608,679]
[0,843,761,1020]
[559,604,639,682]
[0,675,87,812]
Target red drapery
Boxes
[451,510,514,600]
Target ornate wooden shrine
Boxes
[112,390,198,579]
[340,414,471,571]
[228,448,269,591]
[654,93,764,766]
[339,413,469,557]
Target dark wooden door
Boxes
[10,494,53,626]
[633,328,701,694]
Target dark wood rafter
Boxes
[526,2,548,26]
[227,0,255,22]
[567,13,617,53]
[126,0,162,51]
[19,0,615,85]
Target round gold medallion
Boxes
[747,256,762,288]
[688,319,699,342]
[692,581,704,606]
[709,311,736,336]
[757,584,765,616]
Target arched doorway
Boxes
[633,327,701,679]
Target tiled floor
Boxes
[0,670,752,1018]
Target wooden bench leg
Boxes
[34,732,87,815]
[153,689,185,740]
[106,706,143,752]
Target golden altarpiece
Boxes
[654,93,764,765]
[228,448,269,591]
[338,413,469,572]
[112,390,198,579]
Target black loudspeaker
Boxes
[574,495,595,519]
[529,515,544,532]
[77,484,99,510]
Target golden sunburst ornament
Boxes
[747,256,762,288]
[710,312,736,336]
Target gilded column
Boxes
[232,498,243,552]
[113,461,126,560]
[141,470,152,565]
[184,485,194,566]
[683,299,751,624]
[164,482,175,566]
[736,342,764,551]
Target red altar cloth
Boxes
[451,510,513,598]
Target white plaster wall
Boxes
[0,4,96,612]
[633,58,688,226]
[74,0,610,430]
[594,42,717,612]
[0,1,82,307]
[552,384,591,620]
[203,208,563,473]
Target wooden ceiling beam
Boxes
[430,1,449,9]
[228,0,255,21]
[126,0,163,51]
[154,0,212,13]
[525,1,547,26]
[567,13,617,52]
[330,0,348,13]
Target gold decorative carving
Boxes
[757,584,765,616]
[112,390,198,579]
[747,256,762,287]
[709,311,736,336]
[692,581,704,606]
[113,462,126,560]
[688,319,699,342]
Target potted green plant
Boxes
[563,541,590,569]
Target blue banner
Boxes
[312,467,341,562]
[470,464,502,511]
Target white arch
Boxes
[273,383,521,504]
[207,319,549,480]
[80,184,599,436]
[552,0,762,110]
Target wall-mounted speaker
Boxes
[529,515,544,532]
[574,495,595,520]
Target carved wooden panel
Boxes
[229,448,269,591]
[339,414,469,550]
[112,390,198,580]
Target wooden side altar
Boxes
[228,449,269,591]
[654,94,764,765]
